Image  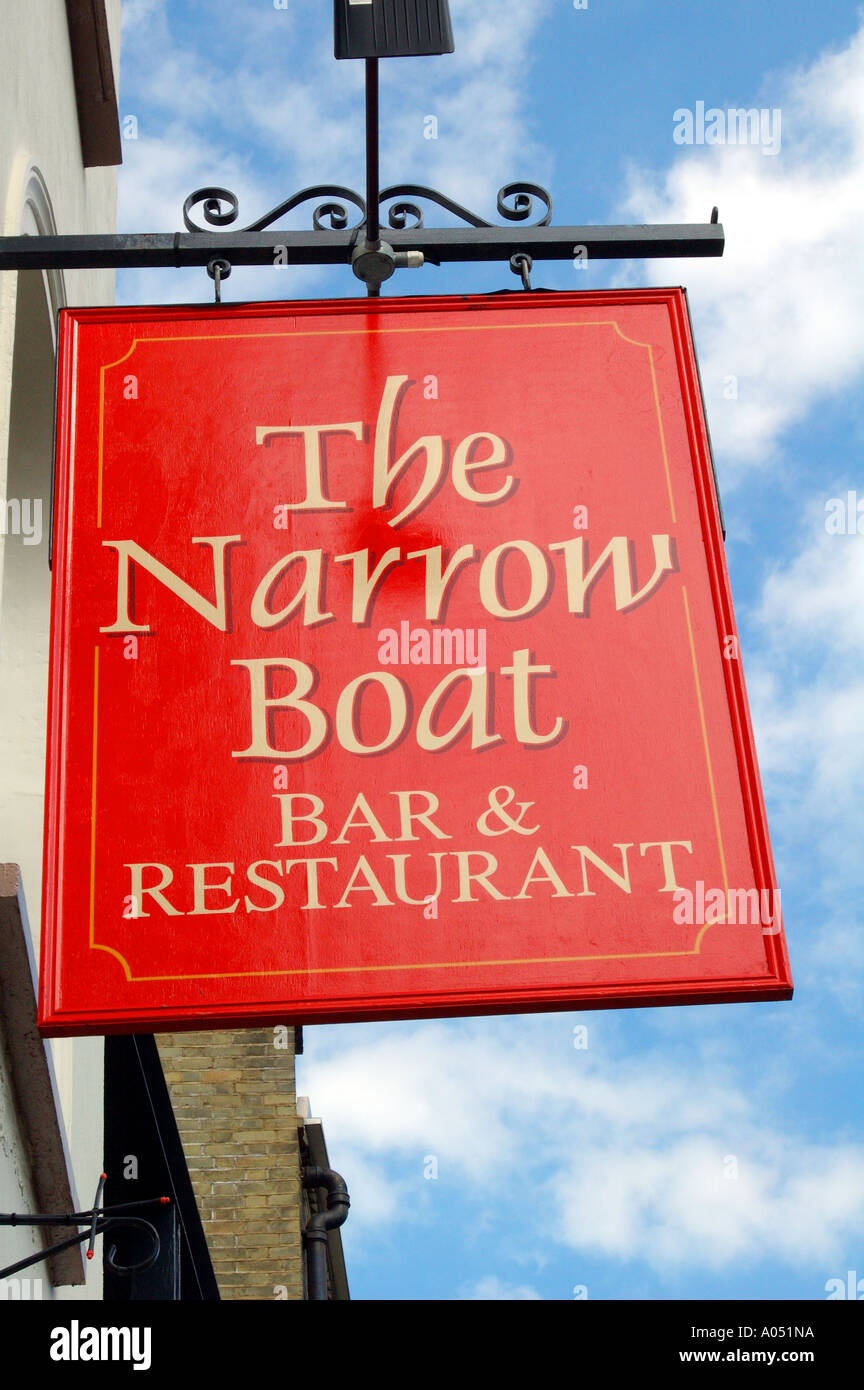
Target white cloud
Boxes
[329,1149,409,1229]
[118,129,243,233]
[746,529,864,852]
[303,1018,864,1273]
[739,523,864,1018]
[808,918,864,1016]
[758,529,864,656]
[556,1138,864,1268]
[617,21,864,478]
[459,1275,541,1300]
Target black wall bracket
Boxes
[0,0,723,293]
[0,183,723,289]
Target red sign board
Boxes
[39,290,792,1035]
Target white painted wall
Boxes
[0,0,123,1301]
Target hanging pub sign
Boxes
[38,289,792,1035]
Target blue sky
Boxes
[116,0,864,1300]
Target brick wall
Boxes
[157,1027,304,1300]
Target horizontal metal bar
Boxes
[0,223,723,272]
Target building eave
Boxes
[64,0,122,169]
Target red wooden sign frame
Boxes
[39,289,792,1035]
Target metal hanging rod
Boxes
[0,205,723,274]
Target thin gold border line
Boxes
[646,346,676,523]
[88,645,99,944]
[88,645,133,978]
[111,908,721,985]
[100,318,656,353]
[96,342,139,527]
[127,943,709,984]
[682,585,729,894]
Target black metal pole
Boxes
[0,223,724,272]
[365,59,380,245]
[365,58,381,296]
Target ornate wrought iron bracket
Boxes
[0,9,724,289]
[181,179,563,294]
[181,179,554,237]
[0,28,724,294]
[0,189,723,288]
[0,1172,169,1280]
[0,0,723,293]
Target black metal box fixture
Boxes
[334,0,454,60]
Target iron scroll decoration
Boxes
[0,1173,168,1280]
[380,181,552,230]
[183,185,367,233]
[182,180,553,235]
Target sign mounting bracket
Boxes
[0,4,724,292]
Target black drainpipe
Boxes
[302,1165,350,1300]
